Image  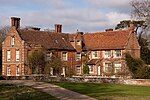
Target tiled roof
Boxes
[17,28,132,51]
[83,30,131,50]
[87,59,100,65]
[17,29,75,50]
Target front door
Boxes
[98,66,101,75]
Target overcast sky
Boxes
[0,0,132,33]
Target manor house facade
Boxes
[2,17,140,77]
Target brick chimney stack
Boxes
[11,17,20,29]
[55,24,62,33]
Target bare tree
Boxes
[131,0,150,36]
[0,26,10,41]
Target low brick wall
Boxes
[1,75,150,86]
[119,79,150,86]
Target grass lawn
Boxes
[51,82,150,100]
[0,84,57,100]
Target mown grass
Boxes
[0,84,57,100]
[51,82,150,100]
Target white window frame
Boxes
[7,65,11,76]
[62,52,68,61]
[114,50,122,58]
[76,66,81,74]
[50,67,53,75]
[61,67,66,76]
[114,62,122,73]
[2,65,5,75]
[76,53,81,61]
[7,50,11,61]
[16,66,20,76]
[16,50,20,61]
[11,36,15,46]
[92,51,98,59]
[104,50,111,58]
[46,52,52,61]
[89,65,94,73]
[104,62,112,73]
[76,40,81,45]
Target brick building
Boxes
[2,17,140,77]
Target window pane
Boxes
[105,50,111,58]
[7,51,11,61]
[115,50,121,57]
[114,62,121,73]
[105,62,112,72]
[16,66,20,75]
[11,37,15,46]
[76,40,81,45]
[46,52,52,61]
[92,51,98,58]
[16,50,20,61]
[76,53,81,61]
[76,66,81,74]
[62,52,67,61]
[89,65,94,73]
[7,66,11,76]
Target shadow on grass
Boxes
[0,84,57,100]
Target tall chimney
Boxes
[55,24,62,33]
[105,28,113,32]
[11,17,20,29]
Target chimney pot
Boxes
[55,24,62,33]
[11,17,20,29]
[105,28,113,32]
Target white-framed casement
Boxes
[76,52,81,61]
[16,66,20,76]
[114,62,122,73]
[89,65,94,74]
[16,50,20,61]
[7,65,11,76]
[92,51,98,59]
[46,52,52,61]
[104,62,112,73]
[76,40,81,46]
[50,67,53,75]
[61,52,68,61]
[7,50,11,61]
[114,50,122,58]
[2,65,5,75]
[104,50,112,58]
[76,66,81,75]
[61,67,66,77]
[11,36,15,46]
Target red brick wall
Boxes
[2,27,25,76]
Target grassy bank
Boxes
[0,84,57,100]
[51,82,150,100]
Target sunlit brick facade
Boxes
[2,17,140,77]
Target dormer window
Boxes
[62,52,68,61]
[11,36,15,46]
[114,50,121,58]
[76,40,81,45]
[104,50,111,58]
[92,51,98,59]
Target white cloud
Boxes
[86,0,130,8]
[106,12,131,26]
[0,0,132,32]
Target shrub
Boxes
[125,53,150,79]
[83,64,89,74]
